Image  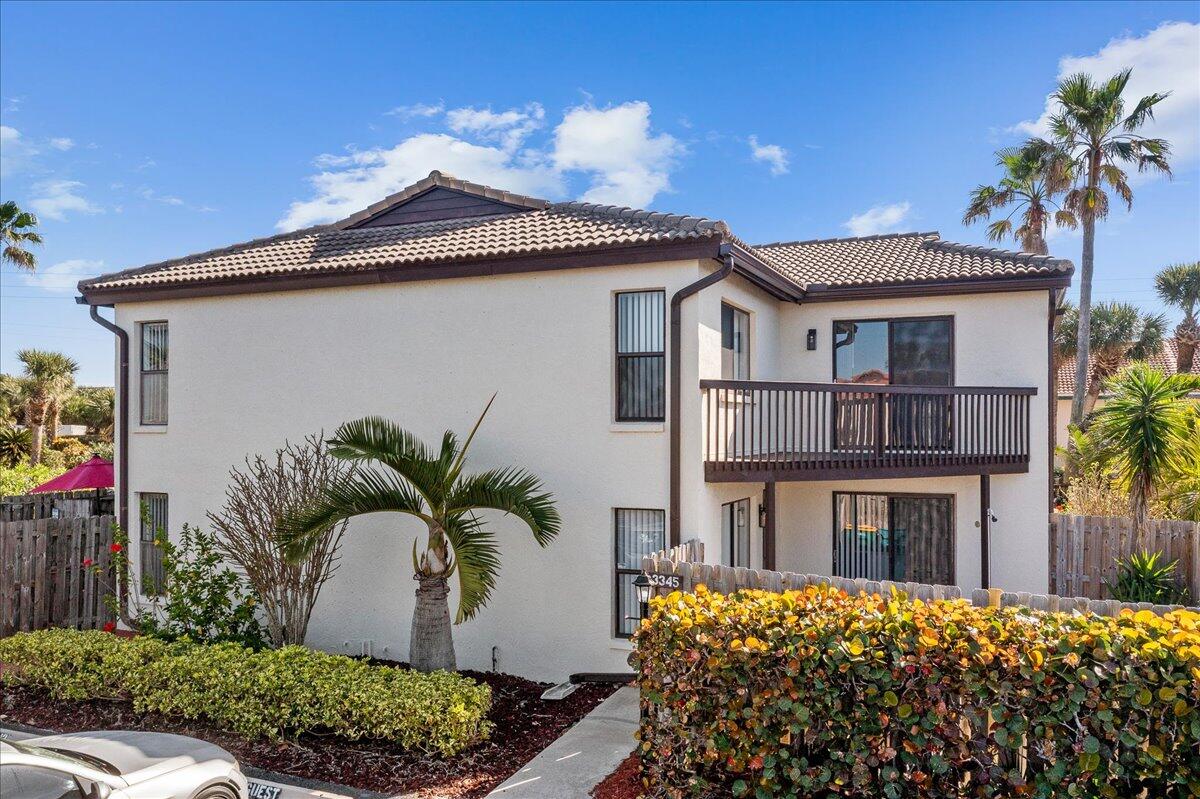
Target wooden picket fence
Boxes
[643,539,1196,619]
[1049,513,1199,601]
[1,489,114,522]
[0,515,118,636]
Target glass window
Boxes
[834,320,889,384]
[0,766,85,799]
[833,317,952,386]
[833,493,954,584]
[721,303,750,380]
[140,321,168,425]
[614,508,665,637]
[139,492,168,595]
[721,498,753,567]
[615,291,665,422]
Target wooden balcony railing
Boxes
[701,379,1036,481]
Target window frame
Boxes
[138,320,169,426]
[721,497,754,568]
[831,491,956,585]
[613,290,666,423]
[613,507,666,639]
[831,315,955,386]
[138,492,168,596]
[720,301,751,380]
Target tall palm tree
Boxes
[1154,261,1200,373]
[1023,68,1172,426]
[1055,301,1166,417]
[1,201,43,271]
[16,350,79,465]
[1090,364,1200,544]
[279,398,560,672]
[963,147,1075,254]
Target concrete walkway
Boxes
[485,686,638,798]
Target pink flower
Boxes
[110,543,123,554]
[82,558,93,567]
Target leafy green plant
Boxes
[0,458,63,494]
[48,436,93,468]
[0,426,32,468]
[0,629,492,756]
[1105,550,1189,605]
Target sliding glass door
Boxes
[833,493,954,585]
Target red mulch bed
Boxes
[591,753,642,799]
[1,671,619,799]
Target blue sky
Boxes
[2,1,1197,385]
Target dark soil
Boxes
[1,672,620,799]
[591,754,642,799]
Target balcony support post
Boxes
[980,473,991,589]
[762,481,777,570]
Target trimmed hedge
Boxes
[0,629,491,756]
[633,584,1200,798]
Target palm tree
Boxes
[1055,300,1166,416]
[16,350,79,465]
[1,201,44,271]
[1023,69,1172,426]
[963,147,1076,254]
[1154,261,1200,373]
[279,398,560,672]
[1090,364,1200,544]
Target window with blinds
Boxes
[140,322,168,425]
[833,493,954,585]
[139,492,168,595]
[721,303,750,380]
[615,290,665,422]
[614,508,665,637]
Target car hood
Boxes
[33,731,235,784]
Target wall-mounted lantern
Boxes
[806,328,817,350]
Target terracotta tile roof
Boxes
[1055,339,1196,397]
[80,171,1072,297]
[751,232,1073,289]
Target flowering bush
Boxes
[0,628,492,756]
[633,584,1200,798]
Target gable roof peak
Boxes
[332,170,551,229]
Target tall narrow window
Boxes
[721,497,754,567]
[139,492,168,594]
[721,303,750,380]
[833,492,954,584]
[614,508,665,637]
[140,321,168,425]
[615,291,665,422]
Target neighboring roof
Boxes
[79,171,1073,302]
[753,232,1073,294]
[1056,339,1196,397]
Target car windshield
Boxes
[7,740,119,775]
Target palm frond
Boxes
[447,466,562,547]
[1122,91,1170,132]
[441,513,501,623]
[327,416,448,505]
[445,393,497,489]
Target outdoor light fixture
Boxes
[758,502,768,528]
[633,573,653,619]
[806,328,817,350]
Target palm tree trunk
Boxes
[1070,194,1098,426]
[410,574,455,672]
[46,396,61,445]
[26,400,46,465]
[1176,316,1198,373]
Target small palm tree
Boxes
[963,147,1075,254]
[279,398,560,672]
[1154,261,1200,373]
[16,350,79,465]
[1023,69,1172,426]
[1090,364,1200,544]
[1,201,44,271]
[1055,301,1166,416]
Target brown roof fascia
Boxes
[729,242,805,301]
[798,273,1072,303]
[78,238,725,306]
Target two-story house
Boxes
[79,171,1071,681]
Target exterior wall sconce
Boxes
[758,501,768,528]
[806,329,817,350]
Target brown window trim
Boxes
[831,491,956,584]
[720,301,751,381]
[139,321,168,426]
[831,314,955,386]
[614,507,665,639]
[614,290,666,423]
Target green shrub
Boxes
[633,584,1200,799]
[1106,550,1190,604]
[0,458,64,494]
[0,629,492,756]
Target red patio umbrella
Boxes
[30,455,115,493]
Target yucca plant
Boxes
[0,426,32,468]
[1104,550,1188,605]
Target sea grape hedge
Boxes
[632,584,1200,798]
[0,628,491,756]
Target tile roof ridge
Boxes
[331,170,551,230]
[754,231,938,249]
[924,237,1074,268]
[551,200,731,236]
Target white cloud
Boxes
[1012,21,1200,165]
[21,258,104,293]
[384,102,444,120]
[29,180,102,221]
[843,201,913,237]
[446,103,544,152]
[138,187,185,206]
[552,101,683,207]
[1,125,36,176]
[747,135,789,176]
[49,137,74,151]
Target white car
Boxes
[0,731,248,799]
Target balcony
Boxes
[701,379,1035,482]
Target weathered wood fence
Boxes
[1,489,114,522]
[643,539,1196,619]
[1049,513,1198,600]
[0,515,118,636]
